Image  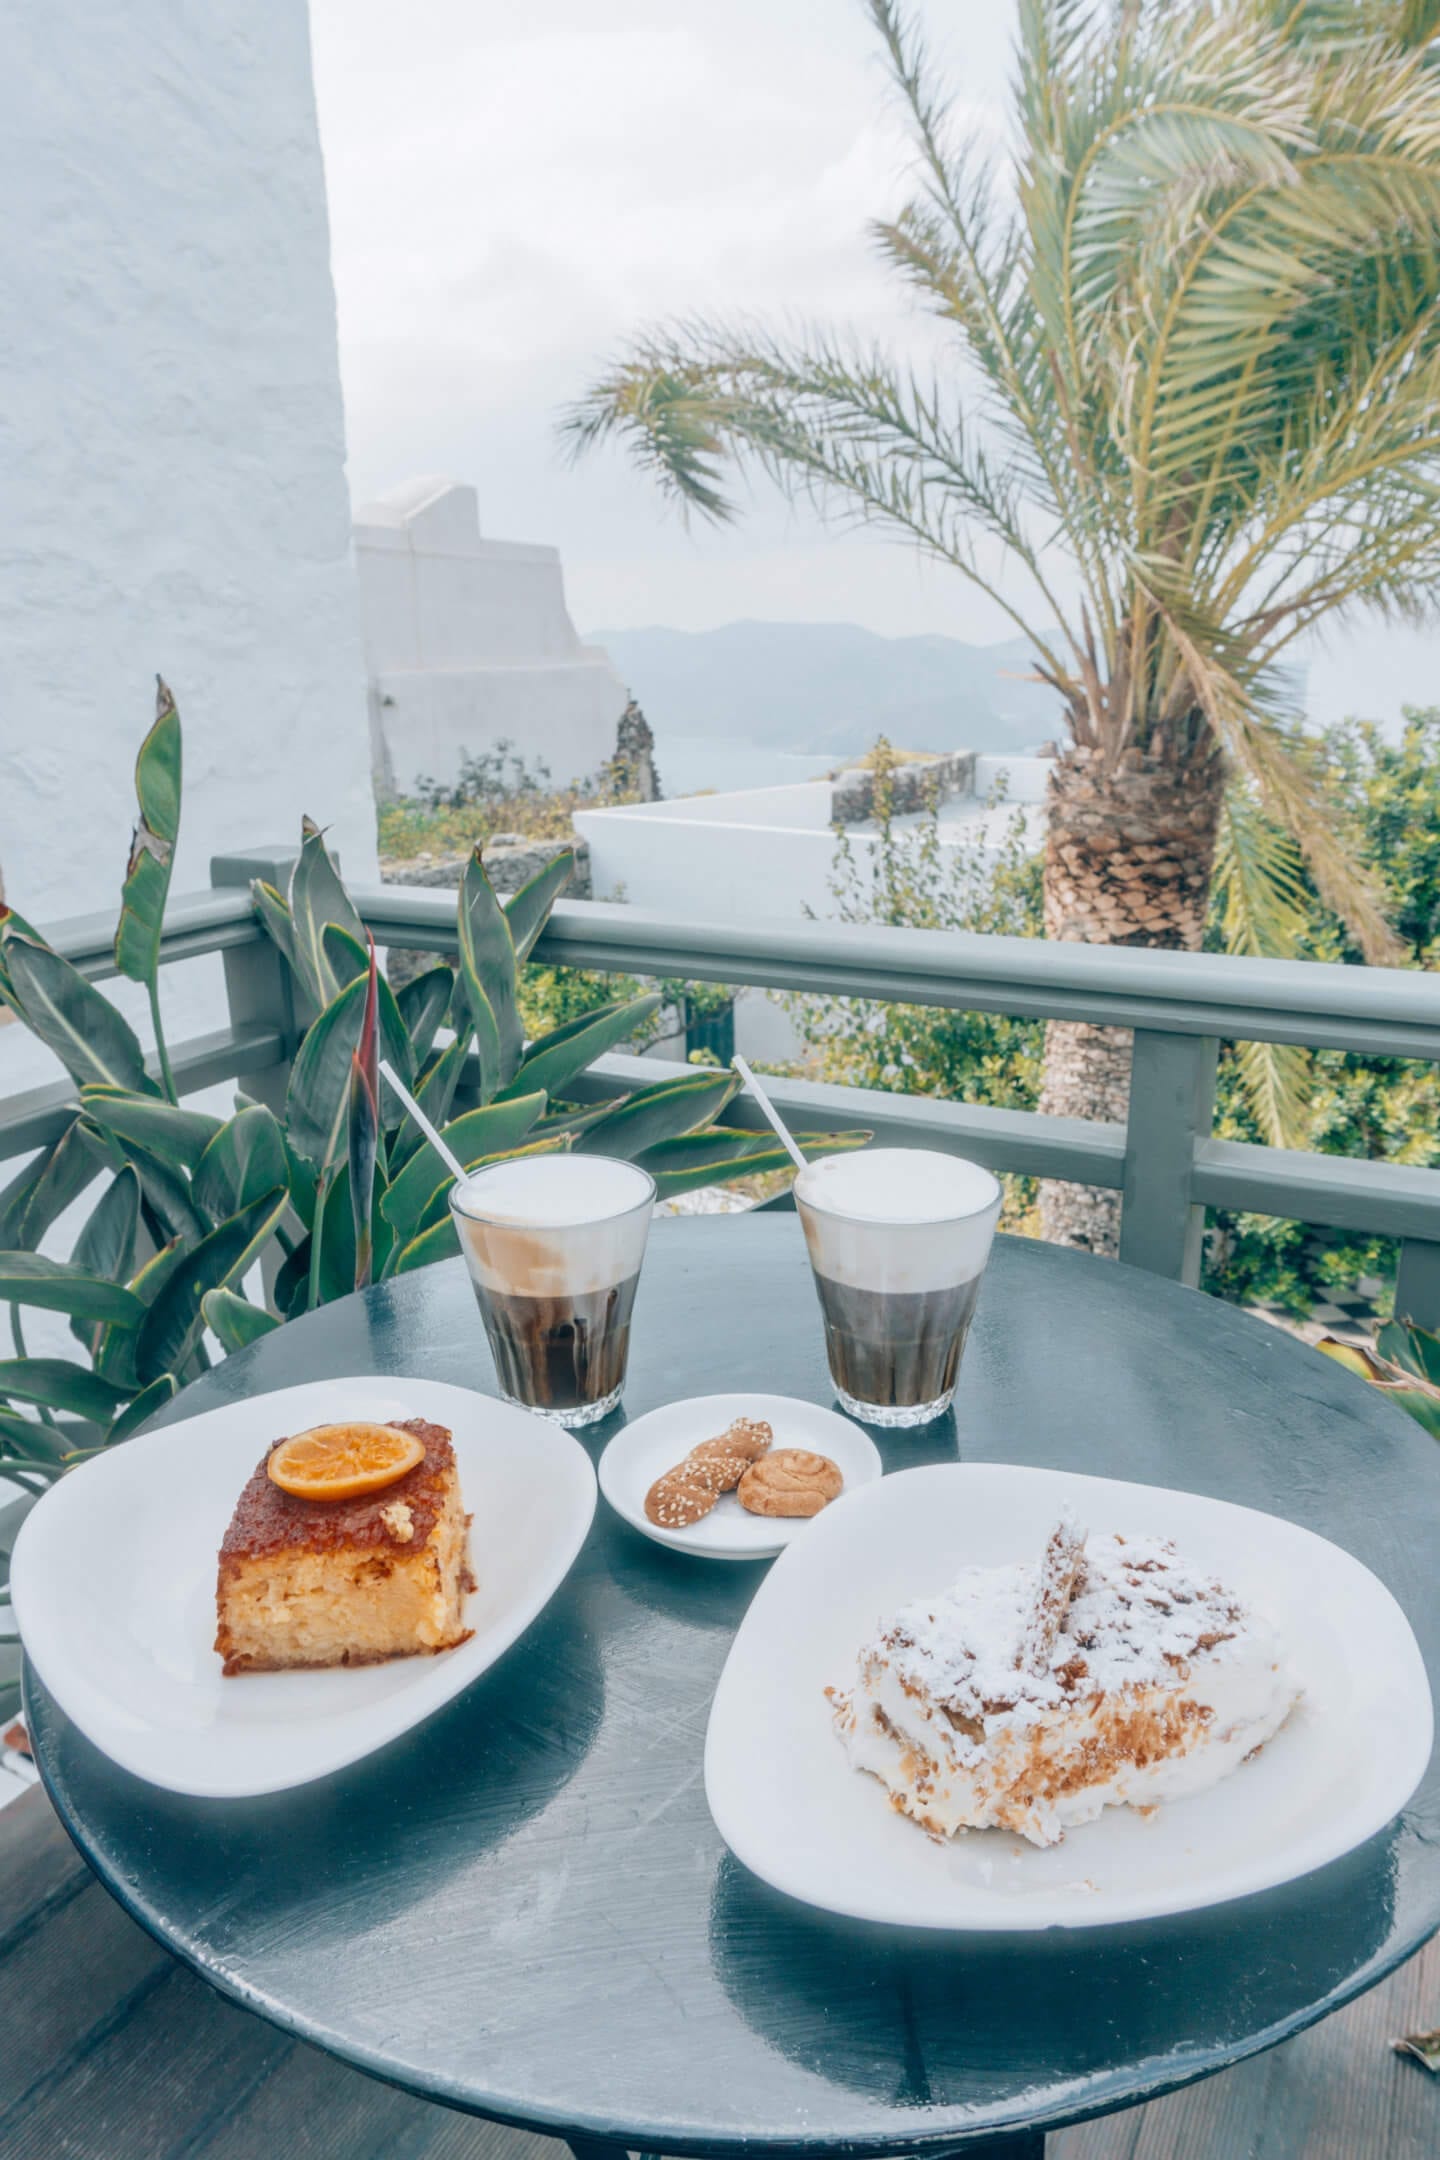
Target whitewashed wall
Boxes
[0,0,374,1093]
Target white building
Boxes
[355,477,627,798]
[575,754,1050,1059]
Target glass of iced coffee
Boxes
[449,1154,656,1428]
[793,1148,1001,1427]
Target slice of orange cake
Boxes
[831,1515,1299,1847]
[215,1417,474,1675]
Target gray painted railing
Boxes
[3,844,1439,1329]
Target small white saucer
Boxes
[598,1392,882,1560]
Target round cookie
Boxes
[737,1448,843,1518]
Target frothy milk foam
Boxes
[450,1155,654,1297]
[794,1149,1001,1293]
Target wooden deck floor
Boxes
[3,1786,1437,2160]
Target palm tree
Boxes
[565,0,1440,1252]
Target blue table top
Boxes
[26,1217,1440,2153]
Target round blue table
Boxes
[25,1216,1440,2158]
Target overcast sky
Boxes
[309,0,1439,721]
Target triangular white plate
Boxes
[705,1463,1433,1929]
[12,1375,595,1797]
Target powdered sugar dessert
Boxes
[831,1516,1300,1847]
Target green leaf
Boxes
[1378,1319,1440,1389]
[80,1086,223,1172]
[201,1287,281,1355]
[573,1070,739,1159]
[286,820,366,1007]
[380,1093,547,1245]
[504,850,574,964]
[250,878,298,972]
[1,929,157,1096]
[284,970,413,1167]
[135,1187,289,1385]
[192,1105,289,1222]
[93,1128,208,1245]
[0,1359,130,1421]
[499,992,660,1104]
[395,965,454,1068]
[390,1040,466,1170]
[640,1126,869,1198]
[114,676,182,989]
[68,1166,142,1350]
[391,1215,460,1274]
[0,1119,106,1249]
[348,943,383,1289]
[457,847,524,1098]
[0,1253,144,1326]
[322,923,371,992]
[92,1237,189,1391]
[105,1375,179,1446]
[274,1235,313,1320]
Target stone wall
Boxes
[830,751,977,825]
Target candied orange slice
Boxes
[267,1422,424,1501]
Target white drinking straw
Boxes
[379,1058,468,1185]
[731,1054,809,1175]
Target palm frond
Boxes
[1213,789,1313,1144]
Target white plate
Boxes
[11,1375,596,1798]
[598,1392,882,1560]
[705,1462,1433,1930]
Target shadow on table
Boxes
[706,1829,1400,2119]
[37,1591,606,1945]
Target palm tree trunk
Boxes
[1038,738,1225,1254]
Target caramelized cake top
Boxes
[219,1417,457,1561]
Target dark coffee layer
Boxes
[811,1273,982,1409]
[473,1273,639,1411]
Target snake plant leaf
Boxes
[201,1287,281,1356]
[192,1104,290,1223]
[414,1135,570,1238]
[395,965,454,1069]
[69,1165,142,1351]
[114,677,182,989]
[380,1093,548,1245]
[105,1374,180,1447]
[503,849,574,965]
[389,1040,467,1171]
[135,1186,289,1385]
[250,878,298,973]
[1378,1318,1440,1389]
[499,992,661,1104]
[639,1126,870,1199]
[79,1085,223,1172]
[348,941,384,1290]
[286,818,367,1007]
[572,1070,740,1159]
[0,1359,130,1422]
[1,929,157,1096]
[0,1119,107,1250]
[391,1214,460,1275]
[0,1253,144,1327]
[284,968,413,1167]
[457,847,522,1099]
[322,923,371,993]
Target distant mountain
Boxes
[584,620,1065,758]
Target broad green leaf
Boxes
[201,1287,281,1355]
[380,1093,547,1244]
[499,992,660,1104]
[573,1070,739,1159]
[456,848,522,1098]
[311,1163,359,1306]
[193,1105,289,1222]
[114,677,182,989]
[250,878,298,972]
[392,1215,460,1274]
[105,1375,179,1446]
[390,1040,466,1170]
[415,1135,569,1237]
[284,970,413,1167]
[640,1126,869,1199]
[396,966,453,1068]
[0,1119,106,1249]
[274,1235,313,1320]
[93,1237,187,1390]
[348,948,383,1289]
[0,1409,68,1462]
[503,850,574,964]
[92,1127,208,1245]
[1,929,157,1096]
[0,902,45,1020]
[322,923,371,992]
[70,1165,143,1352]
[80,1086,222,1172]
[0,1253,144,1326]
[286,820,366,1007]
[0,1358,130,1421]
[135,1187,289,1385]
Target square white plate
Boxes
[598,1393,882,1559]
[705,1462,1434,1929]
[11,1375,596,1798]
